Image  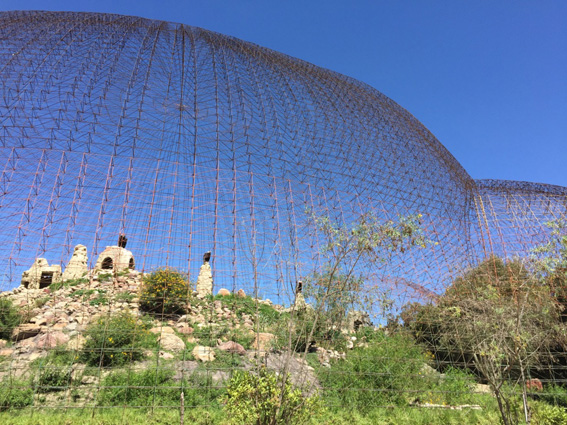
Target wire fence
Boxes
[0,10,566,423]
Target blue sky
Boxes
[3,0,566,187]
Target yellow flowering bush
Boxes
[140,268,191,316]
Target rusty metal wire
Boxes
[0,10,566,418]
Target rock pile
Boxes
[0,269,142,357]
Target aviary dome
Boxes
[0,11,564,302]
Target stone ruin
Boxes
[20,235,137,289]
[346,310,373,333]
[20,258,62,290]
[19,239,217,298]
[94,246,135,272]
[196,251,213,297]
[61,244,88,281]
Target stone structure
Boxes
[294,292,308,310]
[61,244,88,281]
[94,246,135,272]
[196,251,213,297]
[292,281,311,311]
[346,310,373,333]
[20,258,62,289]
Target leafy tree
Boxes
[268,211,431,422]
[301,211,431,348]
[404,256,565,425]
[532,220,567,301]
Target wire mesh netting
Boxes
[0,10,566,423]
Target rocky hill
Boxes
[0,268,344,406]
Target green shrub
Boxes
[227,328,255,349]
[72,289,95,299]
[81,312,155,367]
[116,292,136,303]
[34,297,50,308]
[319,330,433,410]
[89,294,108,306]
[212,349,242,368]
[98,368,179,407]
[422,367,477,406]
[531,401,567,425]
[0,298,21,340]
[0,379,33,411]
[182,369,224,408]
[37,345,75,366]
[32,346,75,393]
[539,384,567,408]
[193,323,254,350]
[224,368,321,425]
[140,269,191,316]
[37,365,72,393]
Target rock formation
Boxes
[196,251,213,297]
[346,310,372,333]
[292,280,311,311]
[20,258,62,289]
[61,244,88,281]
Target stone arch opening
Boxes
[101,257,113,270]
[39,272,53,289]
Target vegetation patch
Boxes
[140,269,191,316]
[224,368,321,425]
[81,312,156,367]
[49,277,88,292]
[0,298,21,340]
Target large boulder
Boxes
[158,333,185,352]
[12,324,42,341]
[150,326,176,335]
[217,341,246,355]
[217,288,231,297]
[34,331,70,349]
[252,332,275,352]
[192,345,216,362]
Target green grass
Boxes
[115,292,136,303]
[88,295,108,306]
[34,297,50,308]
[98,273,112,283]
[49,278,88,292]
[0,405,503,424]
[71,289,95,300]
